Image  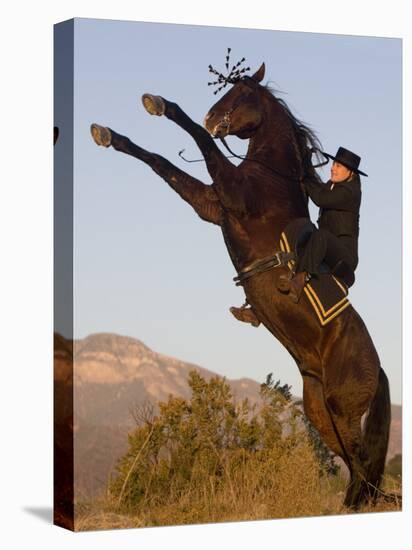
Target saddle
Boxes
[280,218,353,326]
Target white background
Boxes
[0,1,410,548]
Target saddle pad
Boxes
[280,224,351,326]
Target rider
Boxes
[230,146,367,324]
[278,146,367,302]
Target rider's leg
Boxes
[277,229,353,302]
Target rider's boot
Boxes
[230,306,261,327]
[277,271,309,303]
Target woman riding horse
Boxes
[278,146,366,303]
[230,147,367,327]
[233,146,366,317]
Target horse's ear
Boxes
[251,63,265,83]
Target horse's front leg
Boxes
[142,95,245,212]
[90,124,222,226]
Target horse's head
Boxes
[204,63,266,140]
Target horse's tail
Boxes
[362,367,391,496]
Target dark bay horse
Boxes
[90,62,391,509]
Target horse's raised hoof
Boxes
[90,124,112,147]
[142,94,166,116]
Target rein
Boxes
[179,141,329,183]
[219,139,331,180]
[219,137,301,182]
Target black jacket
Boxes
[304,175,361,239]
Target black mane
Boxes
[263,84,324,184]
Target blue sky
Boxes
[57,18,402,403]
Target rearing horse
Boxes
[91,62,391,509]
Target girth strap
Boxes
[233,251,296,286]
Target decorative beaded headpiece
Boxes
[208,48,251,94]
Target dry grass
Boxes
[74,450,401,531]
[73,373,401,531]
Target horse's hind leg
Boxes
[327,409,369,508]
[302,374,346,460]
[323,371,378,507]
[320,311,382,509]
[303,374,371,507]
[303,375,371,507]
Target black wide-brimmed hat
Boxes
[322,146,368,177]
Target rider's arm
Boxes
[304,179,358,209]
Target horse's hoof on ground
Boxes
[90,124,112,147]
[142,94,166,116]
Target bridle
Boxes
[180,76,328,180]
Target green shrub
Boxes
[109,370,331,518]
